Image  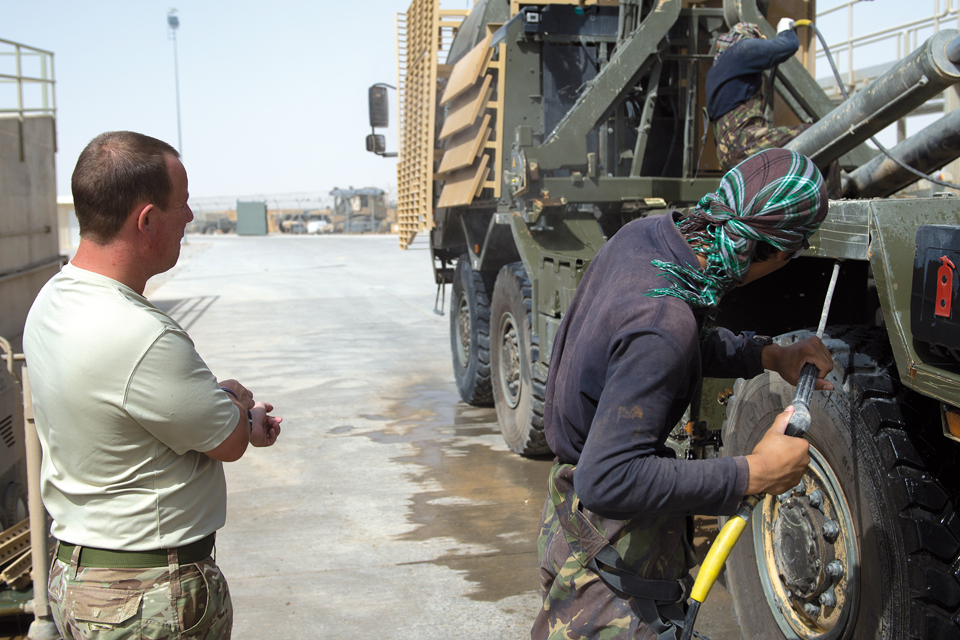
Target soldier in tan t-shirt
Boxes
[24,131,281,640]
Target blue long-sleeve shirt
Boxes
[706,30,800,121]
[543,214,763,520]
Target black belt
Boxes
[57,533,215,568]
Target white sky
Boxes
[3,0,954,208]
[806,0,958,151]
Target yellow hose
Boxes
[689,513,749,603]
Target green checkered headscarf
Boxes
[648,149,827,311]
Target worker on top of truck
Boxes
[533,148,834,640]
[706,19,809,171]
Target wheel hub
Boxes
[773,498,825,599]
[499,312,521,409]
[456,293,471,367]
[755,446,859,639]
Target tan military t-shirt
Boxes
[24,263,239,550]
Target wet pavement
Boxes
[136,233,741,640]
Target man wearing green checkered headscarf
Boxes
[534,148,833,640]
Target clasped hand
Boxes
[219,379,282,448]
[746,406,810,496]
[250,401,282,447]
[777,18,796,34]
[761,336,835,390]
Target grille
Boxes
[0,416,15,449]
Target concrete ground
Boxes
[137,233,741,640]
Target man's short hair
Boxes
[71,131,180,243]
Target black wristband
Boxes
[222,387,253,432]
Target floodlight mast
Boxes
[167,9,183,155]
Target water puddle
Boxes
[363,383,554,602]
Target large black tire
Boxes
[490,262,549,456]
[722,326,960,639]
[450,255,494,405]
[3,482,25,529]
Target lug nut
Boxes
[803,603,820,618]
[808,489,823,509]
[793,479,806,495]
[777,491,791,503]
[822,519,840,541]
[819,587,837,608]
[826,561,844,578]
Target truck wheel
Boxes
[4,482,26,528]
[722,327,960,639]
[490,262,549,455]
[450,255,493,405]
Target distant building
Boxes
[1,38,60,346]
[56,196,80,256]
[329,187,391,233]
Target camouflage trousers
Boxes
[532,463,694,640]
[49,544,232,639]
[715,95,810,171]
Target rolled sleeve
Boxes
[125,330,240,455]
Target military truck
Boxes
[368,0,960,636]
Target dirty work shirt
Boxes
[535,215,764,639]
[544,214,763,520]
[706,29,799,121]
[23,263,239,550]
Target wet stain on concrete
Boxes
[363,383,554,602]
[358,381,740,640]
[330,426,352,435]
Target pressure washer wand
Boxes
[785,260,841,437]
[678,261,841,640]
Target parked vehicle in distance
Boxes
[200,217,236,234]
[307,216,334,234]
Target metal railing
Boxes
[0,38,56,160]
[816,0,960,93]
[0,38,56,119]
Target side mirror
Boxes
[369,85,389,128]
[366,83,397,157]
[366,134,386,154]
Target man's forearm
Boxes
[203,405,250,462]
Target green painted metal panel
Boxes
[236,201,268,236]
[867,197,960,405]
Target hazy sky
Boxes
[4,0,435,207]
[3,0,947,208]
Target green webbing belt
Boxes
[57,533,215,568]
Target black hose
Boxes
[763,63,779,116]
[679,600,700,640]
[809,21,960,192]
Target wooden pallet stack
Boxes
[0,519,33,590]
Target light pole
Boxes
[295,198,305,233]
[271,198,283,233]
[167,9,183,155]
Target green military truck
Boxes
[368,0,960,636]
